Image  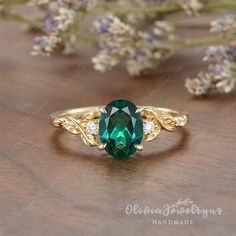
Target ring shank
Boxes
[50,106,184,119]
[50,106,101,120]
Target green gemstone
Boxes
[99,99,143,158]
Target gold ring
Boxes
[50,99,188,159]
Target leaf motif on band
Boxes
[173,114,188,126]
[141,107,162,142]
[160,116,177,131]
[140,106,185,142]
[53,116,99,146]
[144,122,161,142]
[53,117,80,134]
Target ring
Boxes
[50,99,188,159]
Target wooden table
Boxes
[0,19,236,236]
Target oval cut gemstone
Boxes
[99,99,143,158]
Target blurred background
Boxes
[0,1,236,236]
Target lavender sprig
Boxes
[31,0,97,56]
[92,15,175,75]
[185,44,236,96]
[2,0,236,97]
[185,14,236,96]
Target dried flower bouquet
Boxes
[1,0,236,96]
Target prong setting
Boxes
[135,144,144,151]
[98,143,107,150]
[99,106,107,114]
[135,108,144,114]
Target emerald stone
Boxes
[99,99,143,158]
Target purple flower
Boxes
[45,13,59,33]
[95,16,115,35]
[33,36,49,49]
[32,35,61,56]
[204,46,227,61]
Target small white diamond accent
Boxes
[143,121,155,134]
[86,121,98,134]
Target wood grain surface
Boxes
[0,19,236,236]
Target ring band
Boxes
[50,99,188,159]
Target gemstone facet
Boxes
[99,99,143,158]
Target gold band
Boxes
[50,105,188,148]
[51,106,186,120]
